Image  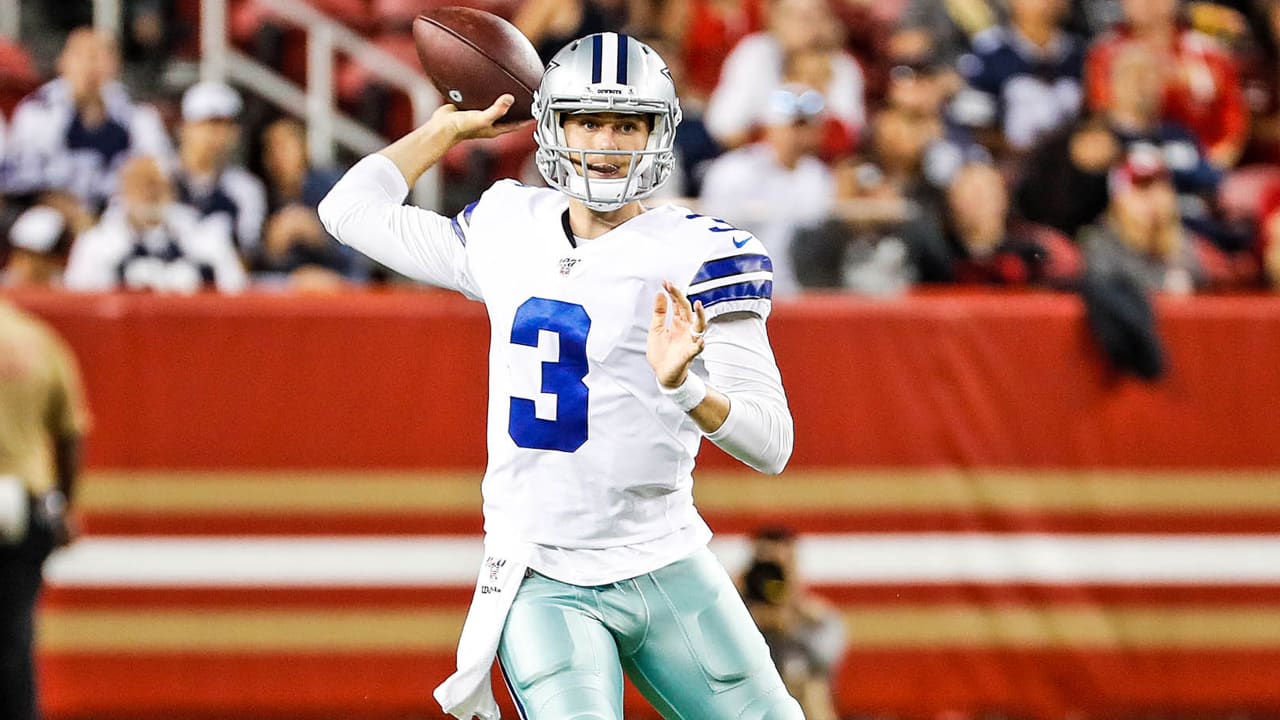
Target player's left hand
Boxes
[647,280,708,388]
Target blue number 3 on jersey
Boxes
[509,297,592,452]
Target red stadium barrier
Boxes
[7,289,1280,720]
[11,289,1280,470]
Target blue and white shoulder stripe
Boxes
[687,249,773,316]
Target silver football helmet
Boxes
[532,33,682,211]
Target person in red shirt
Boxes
[1085,0,1248,168]
[668,0,766,104]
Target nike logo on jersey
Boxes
[732,236,751,248]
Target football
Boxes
[412,7,544,122]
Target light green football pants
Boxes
[496,546,805,720]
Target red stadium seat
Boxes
[372,0,523,28]
[230,0,373,44]
[336,31,419,105]
[0,37,40,116]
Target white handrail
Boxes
[0,1,21,39]
[94,0,121,38]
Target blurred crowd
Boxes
[4,0,1280,300]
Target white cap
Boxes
[10,206,66,254]
[182,81,243,122]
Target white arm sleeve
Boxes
[318,154,480,298]
[699,312,794,475]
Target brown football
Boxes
[412,7,544,122]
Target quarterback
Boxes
[319,33,802,720]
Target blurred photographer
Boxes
[739,527,846,720]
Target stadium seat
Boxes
[0,37,40,116]
[231,0,373,45]
[336,32,419,106]
[372,0,523,28]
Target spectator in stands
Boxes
[64,156,247,293]
[827,0,897,103]
[950,0,1086,155]
[515,0,632,63]
[1085,0,1249,169]
[898,161,1075,284]
[2,206,73,288]
[700,85,835,294]
[1014,115,1119,237]
[3,28,173,221]
[782,46,857,160]
[1241,0,1280,164]
[738,527,844,720]
[668,0,766,104]
[880,51,992,191]
[704,0,865,150]
[892,0,1004,66]
[254,118,357,286]
[174,81,267,258]
[1018,45,1223,240]
[122,0,189,92]
[0,297,88,720]
[255,205,353,289]
[790,158,915,293]
[854,100,980,218]
[261,118,340,214]
[1081,144,1202,294]
[885,51,952,119]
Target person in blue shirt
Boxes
[951,0,1086,154]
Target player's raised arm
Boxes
[316,96,529,293]
[648,282,794,475]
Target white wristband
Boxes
[659,371,708,412]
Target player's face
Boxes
[561,113,651,180]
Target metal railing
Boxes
[0,0,21,38]
[92,0,440,208]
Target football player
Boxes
[319,33,802,720]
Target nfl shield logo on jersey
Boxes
[559,257,580,277]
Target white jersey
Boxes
[455,178,773,548]
[319,155,792,582]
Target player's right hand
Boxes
[433,94,534,142]
[647,280,708,389]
